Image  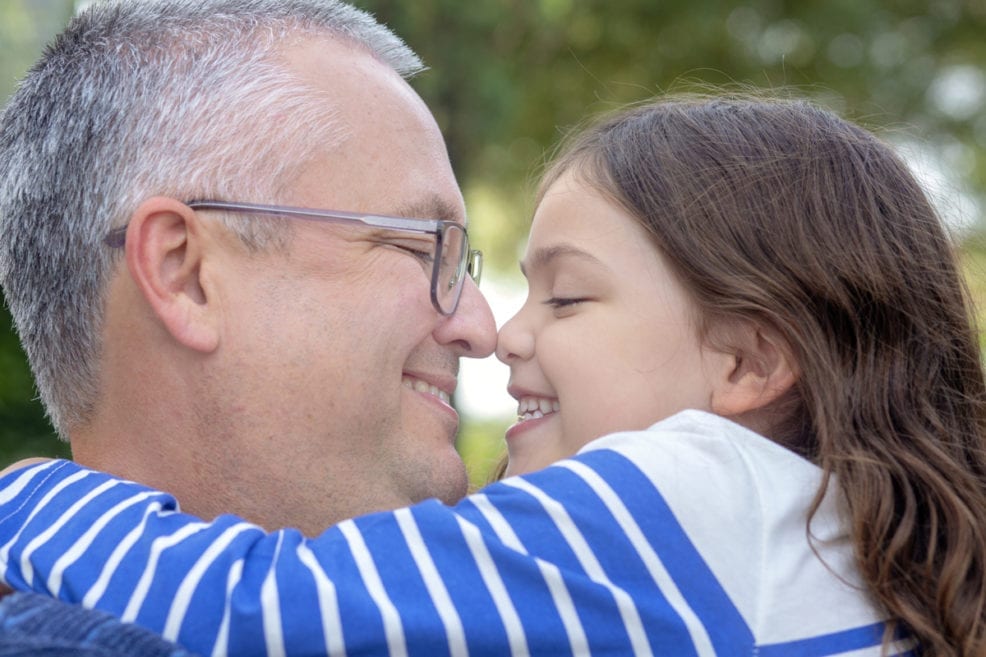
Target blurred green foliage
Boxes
[358,0,986,271]
[457,417,509,490]
[0,287,68,462]
[2,0,986,477]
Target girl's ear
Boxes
[708,320,798,419]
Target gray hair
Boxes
[0,0,425,436]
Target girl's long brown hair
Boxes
[532,95,986,655]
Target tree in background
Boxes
[357,0,986,267]
[0,0,74,463]
[1,0,985,474]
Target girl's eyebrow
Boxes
[519,244,608,277]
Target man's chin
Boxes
[414,450,469,506]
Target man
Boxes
[0,0,496,537]
[0,0,499,652]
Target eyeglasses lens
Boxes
[434,224,462,314]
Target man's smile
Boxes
[401,374,452,405]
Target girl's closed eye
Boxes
[544,296,588,309]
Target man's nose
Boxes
[434,277,496,358]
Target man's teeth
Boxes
[402,376,451,404]
[517,397,560,421]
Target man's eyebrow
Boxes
[519,244,607,277]
[393,196,463,224]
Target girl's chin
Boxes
[503,462,527,478]
[503,453,554,478]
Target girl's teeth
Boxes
[517,397,559,421]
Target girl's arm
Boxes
[0,411,894,657]
[0,451,701,656]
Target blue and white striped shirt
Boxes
[0,411,915,656]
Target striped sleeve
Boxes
[1,416,898,657]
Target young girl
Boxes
[2,96,984,657]
[495,95,986,654]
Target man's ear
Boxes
[125,197,220,353]
[709,321,798,418]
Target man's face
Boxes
[211,39,496,530]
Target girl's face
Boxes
[496,170,726,476]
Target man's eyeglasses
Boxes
[104,200,483,316]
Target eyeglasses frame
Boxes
[104,200,482,316]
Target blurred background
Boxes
[1,0,985,484]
